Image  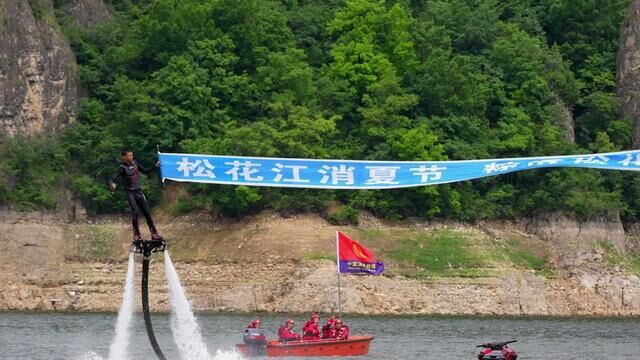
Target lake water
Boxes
[1,312,639,359]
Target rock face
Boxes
[5,258,640,316]
[624,223,640,253]
[0,0,77,137]
[617,0,640,148]
[519,213,626,264]
[1,214,640,316]
[60,0,111,28]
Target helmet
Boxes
[311,314,320,319]
[334,319,343,324]
[286,319,294,325]
[250,319,261,327]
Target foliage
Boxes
[0,136,68,210]
[596,241,640,274]
[388,231,490,273]
[28,0,50,21]
[328,205,360,225]
[3,0,632,221]
[387,230,552,278]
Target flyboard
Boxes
[130,238,167,360]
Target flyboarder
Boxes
[110,149,163,242]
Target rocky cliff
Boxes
[618,0,640,148]
[60,0,111,28]
[0,0,77,137]
[0,0,110,138]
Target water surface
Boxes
[1,312,639,359]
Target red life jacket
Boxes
[321,320,334,339]
[302,322,320,340]
[278,326,300,342]
[301,320,311,334]
[329,325,349,340]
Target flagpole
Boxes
[336,231,342,319]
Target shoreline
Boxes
[1,211,639,316]
[3,309,640,319]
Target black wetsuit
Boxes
[111,160,158,238]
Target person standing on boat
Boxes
[321,315,336,339]
[243,319,266,356]
[328,319,349,340]
[302,314,321,340]
[110,149,163,242]
[278,319,301,343]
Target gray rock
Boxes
[618,0,640,148]
[59,0,111,28]
[0,0,78,138]
[520,213,626,254]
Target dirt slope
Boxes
[1,210,639,316]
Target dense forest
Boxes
[2,0,638,222]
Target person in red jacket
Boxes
[243,319,266,356]
[321,315,336,339]
[328,319,349,340]
[246,319,262,329]
[278,319,301,343]
[301,312,319,334]
[302,314,321,340]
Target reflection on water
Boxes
[1,312,639,359]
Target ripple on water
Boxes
[2,313,640,359]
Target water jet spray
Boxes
[131,239,167,360]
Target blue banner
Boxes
[159,150,640,190]
[339,260,385,275]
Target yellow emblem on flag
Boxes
[352,244,365,259]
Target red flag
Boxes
[338,231,376,262]
[337,231,384,275]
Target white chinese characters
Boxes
[410,165,447,182]
[176,157,216,178]
[618,153,640,167]
[224,160,264,181]
[272,163,309,183]
[574,155,609,164]
[319,165,355,185]
[365,166,401,185]
[527,159,562,167]
[483,162,519,174]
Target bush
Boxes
[0,136,67,210]
[170,198,198,216]
[328,205,359,225]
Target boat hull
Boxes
[236,335,373,357]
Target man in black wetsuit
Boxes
[110,149,163,241]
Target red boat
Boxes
[236,335,374,357]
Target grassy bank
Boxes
[384,229,553,278]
